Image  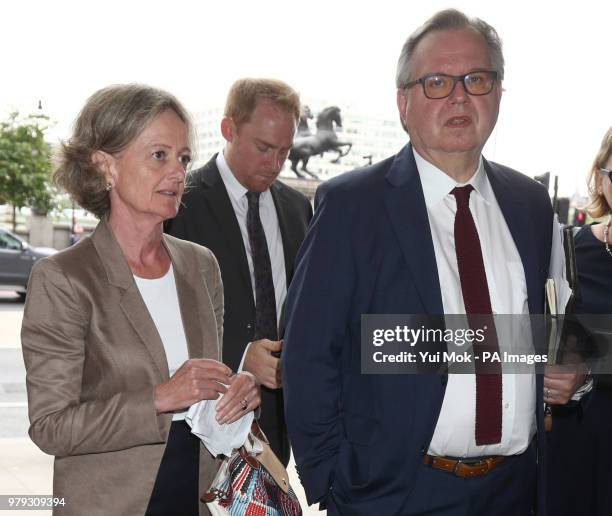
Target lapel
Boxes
[384,144,443,314]
[198,156,253,298]
[270,181,297,285]
[484,160,539,313]
[163,236,219,362]
[91,219,169,380]
[91,219,215,382]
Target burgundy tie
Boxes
[451,185,502,445]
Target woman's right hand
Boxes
[154,358,233,414]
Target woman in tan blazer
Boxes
[21,84,259,516]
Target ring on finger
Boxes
[545,388,551,398]
[240,398,248,411]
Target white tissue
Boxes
[185,396,254,457]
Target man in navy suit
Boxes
[283,9,555,515]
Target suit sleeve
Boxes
[21,259,171,457]
[282,184,355,504]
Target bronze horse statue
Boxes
[288,106,352,179]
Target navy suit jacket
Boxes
[282,144,553,514]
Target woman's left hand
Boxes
[215,371,261,424]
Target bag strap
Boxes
[250,419,269,443]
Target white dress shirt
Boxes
[414,150,536,458]
[216,151,287,327]
[134,265,189,421]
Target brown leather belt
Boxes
[423,454,505,477]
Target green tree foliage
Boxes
[0,112,55,230]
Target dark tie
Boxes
[246,191,278,341]
[452,185,502,445]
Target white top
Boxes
[134,264,190,421]
[414,149,536,458]
[216,151,287,327]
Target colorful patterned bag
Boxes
[202,422,302,516]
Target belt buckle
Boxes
[452,458,464,476]
[453,457,489,477]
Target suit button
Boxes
[247,323,252,330]
[440,375,447,386]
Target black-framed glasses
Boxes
[599,167,612,182]
[404,70,498,99]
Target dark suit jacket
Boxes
[22,218,222,516]
[165,155,312,464]
[282,144,553,515]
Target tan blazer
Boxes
[22,219,223,516]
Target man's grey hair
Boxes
[395,9,505,89]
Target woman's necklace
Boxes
[604,220,612,258]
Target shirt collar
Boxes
[413,149,494,208]
[216,150,248,203]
